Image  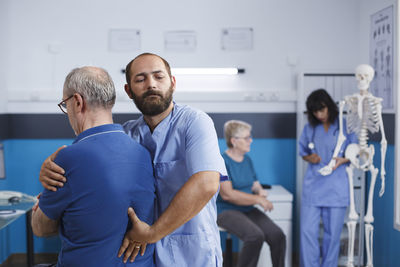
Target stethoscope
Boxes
[308,122,339,152]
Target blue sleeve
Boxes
[221,155,232,183]
[38,150,73,220]
[185,111,227,177]
[220,174,229,182]
[299,124,311,157]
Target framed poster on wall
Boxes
[370,5,394,112]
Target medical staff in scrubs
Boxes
[299,89,357,267]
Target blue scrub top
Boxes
[123,103,227,267]
[299,119,357,207]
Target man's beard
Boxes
[131,85,173,116]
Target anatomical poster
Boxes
[370,5,394,111]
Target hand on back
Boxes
[39,146,67,191]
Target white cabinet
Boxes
[255,185,293,267]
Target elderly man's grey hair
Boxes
[63,66,116,109]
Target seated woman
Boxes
[217,120,286,267]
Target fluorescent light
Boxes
[172,68,244,75]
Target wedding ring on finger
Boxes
[135,245,140,249]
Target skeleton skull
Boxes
[355,64,375,91]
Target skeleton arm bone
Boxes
[376,100,387,197]
[318,101,347,176]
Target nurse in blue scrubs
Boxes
[299,89,357,267]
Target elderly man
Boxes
[39,54,227,267]
[32,66,156,267]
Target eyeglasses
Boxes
[57,95,74,114]
[233,135,252,141]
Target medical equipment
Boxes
[307,125,339,166]
[307,126,316,150]
[320,64,386,267]
[308,126,339,151]
[308,142,315,150]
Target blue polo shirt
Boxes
[39,124,156,267]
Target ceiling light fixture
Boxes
[171,68,245,75]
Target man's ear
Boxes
[74,93,84,112]
[170,76,176,93]
[124,84,134,99]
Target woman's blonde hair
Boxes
[224,120,252,148]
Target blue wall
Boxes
[0,139,72,263]
[369,144,400,266]
[218,139,297,194]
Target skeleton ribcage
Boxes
[346,95,380,150]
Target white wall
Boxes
[0,1,8,114]
[1,0,365,113]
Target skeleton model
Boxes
[318,64,387,267]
